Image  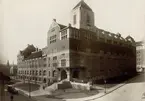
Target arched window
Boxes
[43,70,46,76]
[52,70,56,77]
[39,70,41,76]
[36,70,38,75]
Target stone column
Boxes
[66,69,71,81]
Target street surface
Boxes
[1,73,144,101]
[89,73,145,101]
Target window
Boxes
[61,53,65,58]
[86,14,90,26]
[53,56,57,60]
[44,64,46,67]
[43,58,46,61]
[53,63,57,67]
[53,70,56,77]
[50,35,57,44]
[39,71,41,76]
[43,70,46,76]
[61,59,66,67]
[32,70,34,75]
[73,14,76,25]
[61,30,67,40]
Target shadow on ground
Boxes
[15,83,40,92]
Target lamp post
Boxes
[10,95,14,101]
[28,78,31,98]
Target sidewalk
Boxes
[64,74,141,101]
[64,82,126,101]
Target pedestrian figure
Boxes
[10,95,14,101]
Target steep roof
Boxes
[21,44,36,58]
[73,0,92,11]
[25,51,42,60]
[58,24,67,30]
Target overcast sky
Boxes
[1,0,145,64]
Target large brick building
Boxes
[17,0,136,84]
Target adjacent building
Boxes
[17,0,136,85]
[136,41,145,72]
[10,64,17,76]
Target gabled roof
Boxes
[58,24,67,30]
[73,0,92,11]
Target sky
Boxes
[1,0,145,64]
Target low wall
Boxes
[70,82,90,91]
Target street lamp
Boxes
[10,95,14,101]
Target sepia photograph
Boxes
[0,0,145,101]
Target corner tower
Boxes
[70,0,95,31]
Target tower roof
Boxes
[73,0,92,11]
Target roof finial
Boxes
[7,60,10,67]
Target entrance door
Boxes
[72,70,79,78]
[61,70,67,80]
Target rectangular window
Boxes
[73,15,76,25]
[50,35,57,44]
[53,63,57,67]
[44,64,46,67]
[53,56,57,60]
[61,30,67,40]
[61,59,66,67]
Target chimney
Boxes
[53,19,56,22]
[68,23,71,27]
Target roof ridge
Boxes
[73,0,92,11]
